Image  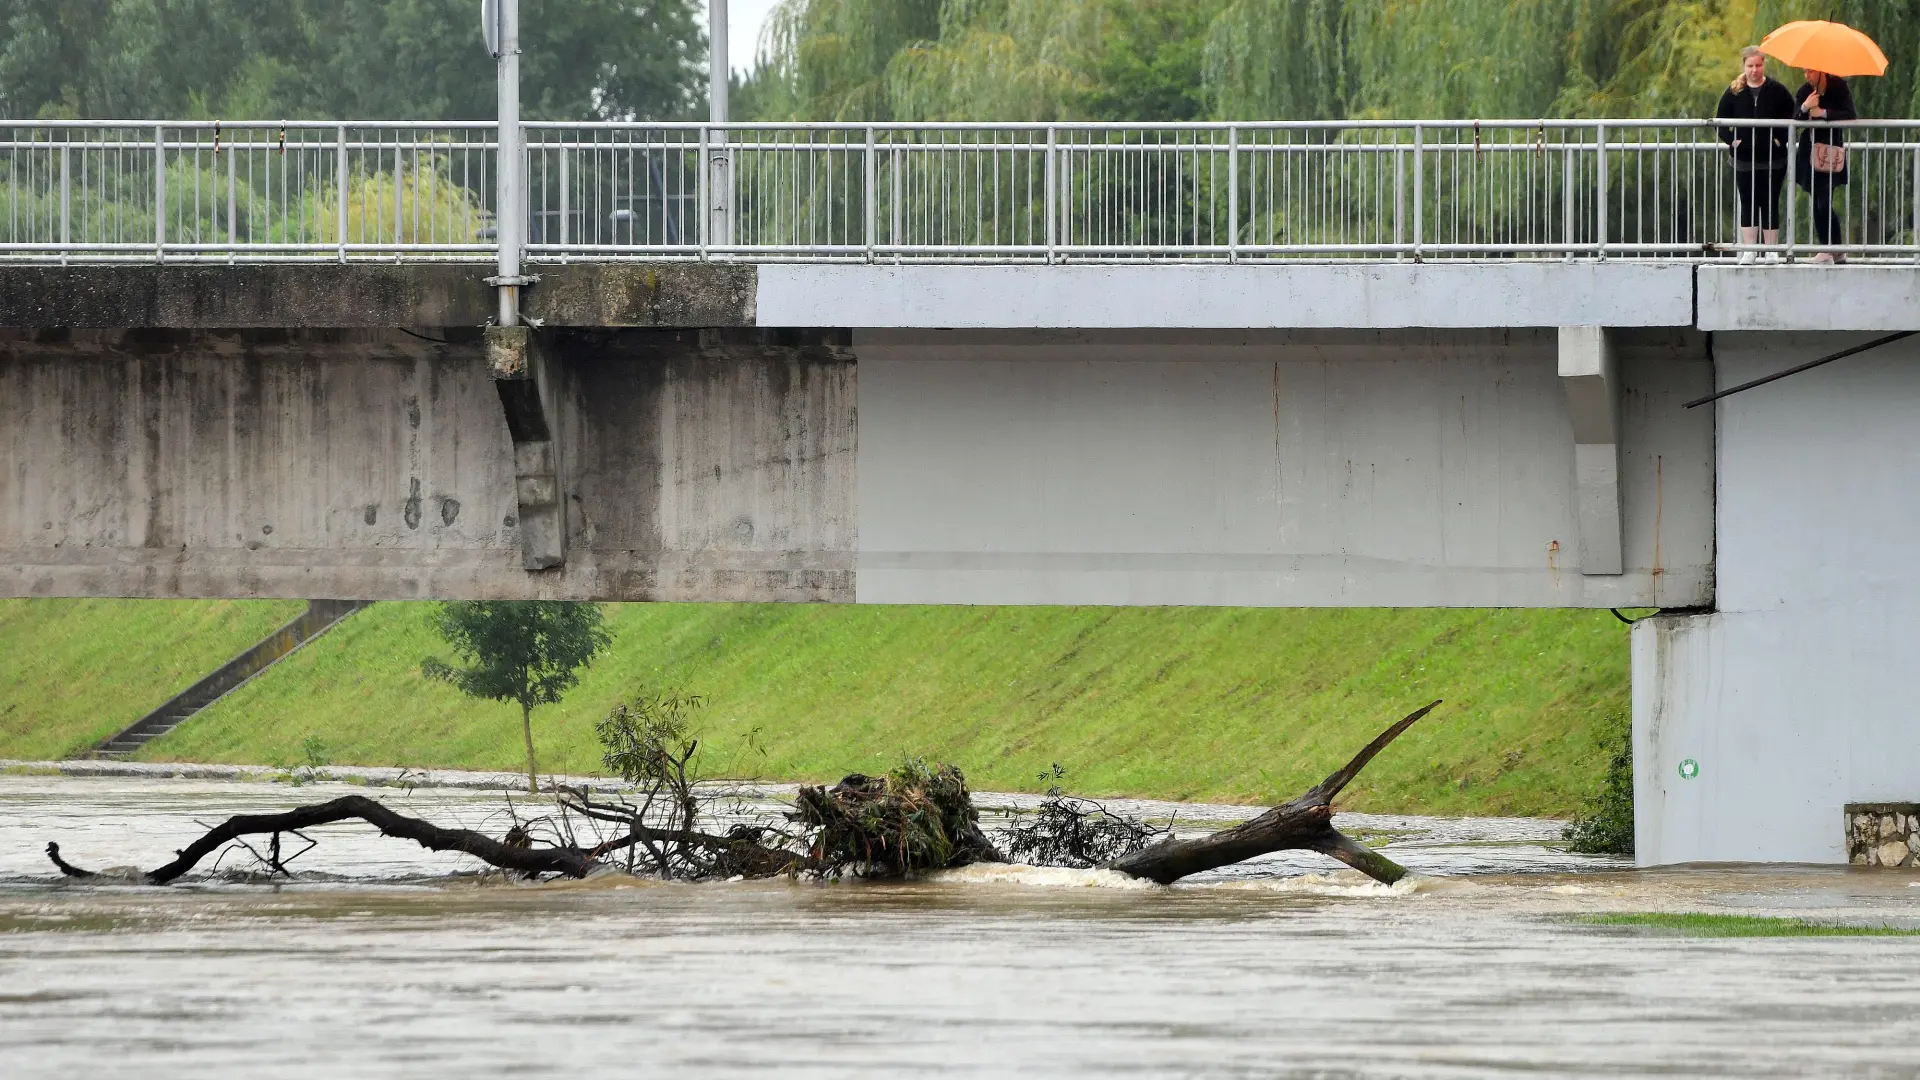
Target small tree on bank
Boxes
[423,601,612,793]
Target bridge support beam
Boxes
[1558,326,1623,575]
[487,325,566,570]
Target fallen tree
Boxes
[1107,700,1439,885]
[45,701,1440,887]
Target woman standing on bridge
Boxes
[1793,69,1856,263]
[1717,46,1795,263]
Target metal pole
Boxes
[154,124,165,261]
[1227,125,1238,262]
[1595,122,1608,259]
[59,144,70,262]
[496,0,523,326]
[1393,143,1404,258]
[1411,124,1422,260]
[558,147,569,256]
[336,125,348,263]
[1784,122,1798,261]
[1563,144,1574,261]
[1046,125,1057,263]
[227,144,237,253]
[708,0,731,250]
[864,125,876,260]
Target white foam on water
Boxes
[1199,869,1447,897]
[928,862,1163,890]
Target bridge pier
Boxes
[1632,330,1920,865]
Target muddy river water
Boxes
[3,774,1918,1078]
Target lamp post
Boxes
[708,0,730,248]
[485,0,524,327]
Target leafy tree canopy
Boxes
[0,0,705,121]
[423,600,612,715]
[743,0,1920,122]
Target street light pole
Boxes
[494,0,523,326]
[708,0,730,248]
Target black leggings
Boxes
[1805,175,1844,246]
[1735,168,1786,230]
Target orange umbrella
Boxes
[1758,20,1889,77]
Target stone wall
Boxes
[1846,804,1920,868]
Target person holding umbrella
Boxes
[1716,47,1794,263]
[1757,20,1889,264]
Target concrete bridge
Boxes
[3,118,1919,867]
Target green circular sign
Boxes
[1678,758,1700,780]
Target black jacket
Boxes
[1717,77,1795,171]
[1795,75,1856,186]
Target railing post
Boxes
[1046,125,1057,263]
[891,139,903,254]
[1563,142,1575,261]
[394,148,405,255]
[696,125,709,258]
[153,124,165,261]
[1595,122,1608,260]
[1911,142,1919,264]
[1227,125,1238,262]
[227,140,237,257]
[1411,124,1423,260]
[865,125,876,261]
[336,125,348,263]
[1784,121,1799,261]
[558,143,569,257]
[58,143,70,263]
[1393,140,1404,259]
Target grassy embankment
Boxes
[55,601,1638,817]
[0,599,308,759]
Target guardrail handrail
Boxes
[2,118,1916,264]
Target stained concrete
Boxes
[0,264,757,329]
[0,328,854,600]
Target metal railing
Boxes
[4,119,1919,263]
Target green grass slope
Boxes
[145,603,1629,816]
[0,598,307,759]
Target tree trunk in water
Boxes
[1104,701,1440,886]
[521,701,538,794]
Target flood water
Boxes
[3,773,1919,1078]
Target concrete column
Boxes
[1558,326,1623,575]
[486,325,566,570]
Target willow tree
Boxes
[747,0,1920,123]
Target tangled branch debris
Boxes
[793,760,1002,876]
[44,702,1441,888]
[999,765,1167,869]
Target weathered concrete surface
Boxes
[0,264,757,329]
[0,328,854,600]
[758,262,1698,329]
[1635,331,1920,864]
[524,263,757,327]
[1697,266,1920,331]
[853,329,1713,607]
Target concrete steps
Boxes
[92,600,368,759]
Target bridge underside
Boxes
[2,317,1713,607]
[5,260,1918,866]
